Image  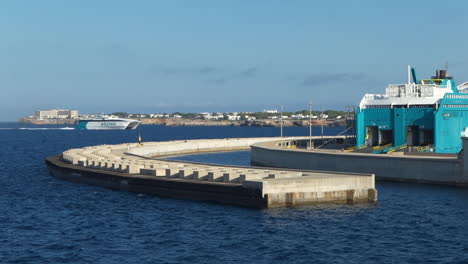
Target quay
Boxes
[251,137,468,187]
[46,136,377,208]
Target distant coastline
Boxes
[19,117,76,125]
[19,117,346,127]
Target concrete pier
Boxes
[48,137,377,208]
[250,138,468,187]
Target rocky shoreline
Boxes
[19,117,346,127]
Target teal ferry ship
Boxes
[356,66,468,153]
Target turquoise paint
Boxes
[411,67,417,83]
[392,108,406,146]
[76,121,88,130]
[356,107,434,148]
[356,68,468,153]
[356,108,365,147]
[450,80,458,93]
[356,108,393,147]
[433,94,468,153]
[362,108,393,129]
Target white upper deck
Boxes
[358,65,467,109]
[359,83,454,109]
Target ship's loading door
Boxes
[420,129,434,145]
[406,126,420,146]
[379,129,393,146]
[366,126,378,147]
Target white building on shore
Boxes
[35,109,79,119]
[227,114,240,121]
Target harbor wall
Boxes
[47,155,376,208]
[251,139,468,187]
[51,136,376,208]
[46,155,267,208]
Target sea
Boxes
[0,123,467,264]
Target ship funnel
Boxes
[439,70,447,79]
[432,69,453,80]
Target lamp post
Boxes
[309,102,312,150]
[280,105,283,138]
[321,106,324,138]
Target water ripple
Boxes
[0,124,467,263]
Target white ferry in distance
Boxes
[76,117,141,130]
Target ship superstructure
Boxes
[356,66,468,153]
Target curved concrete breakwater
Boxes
[46,136,377,208]
[251,138,468,187]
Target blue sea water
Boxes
[0,123,467,264]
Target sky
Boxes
[1,0,468,121]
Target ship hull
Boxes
[77,119,140,130]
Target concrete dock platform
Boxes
[251,138,468,187]
[47,137,377,208]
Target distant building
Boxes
[263,109,278,114]
[291,114,305,119]
[227,115,240,121]
[35,109,79,119]
[245,115,256,121]
[201,112,218,120]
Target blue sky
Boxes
[1,0,468,121]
